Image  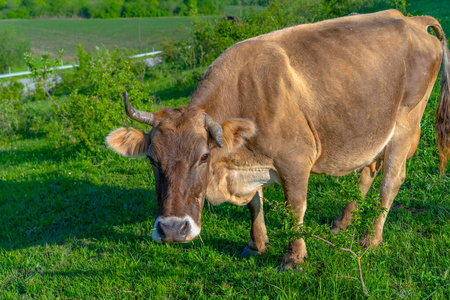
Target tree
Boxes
[48,0,70,16]
[0,26,30,73]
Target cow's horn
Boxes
[204,114,224,148]
[123,91,156,126]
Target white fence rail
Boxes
[0,50,162,80]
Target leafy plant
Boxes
[59,46,151,155]
[0,80,25,138]
[24,50,64,100]
[0,26,30,73]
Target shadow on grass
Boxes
[0,142,72,168]
[0,175,287,270]
[0,177,156,251]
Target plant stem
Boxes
[311,234,371,298]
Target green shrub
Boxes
[59,46,152,155]
[0,26,30,73]
[190,1,293,65]
[0,80,36,139]
[24,51,64,101]
[0,79,24,101]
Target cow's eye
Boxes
[147,154,156,165]
[200,153,210,163]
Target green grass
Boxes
[1,79,450,298]
[0,16,211,62]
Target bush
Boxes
[0,80,26,138]
[58,46,152,155]
[0,26,30,73]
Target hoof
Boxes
[331,219,347,234]
[241,246,260,257]
[278,251,306,271]
[331,226,341,234]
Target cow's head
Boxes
[106,92,256,243]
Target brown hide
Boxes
[369,127,421,172]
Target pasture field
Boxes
[1,80,450,298]
[0,4,254,64]
[0,16,204,62]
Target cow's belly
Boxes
[206,167,280,206]
[311,125,396,176]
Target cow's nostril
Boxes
[157,222,165,238]
[179,220,189,236]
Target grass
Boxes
[1,75,450,298]
[0,16,209,62]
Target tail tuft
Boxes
[433,25,450,173]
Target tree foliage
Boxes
[0,0,228,18]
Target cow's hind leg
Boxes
[241,188,269,256]
[332,126,420,235]
[360,125,415,247]
[331,160,382,234]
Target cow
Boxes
[106,10,450,270]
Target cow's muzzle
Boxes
[152,216,200,243]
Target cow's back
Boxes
[189,9,443,175]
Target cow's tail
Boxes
[432,25,450,173]
[428,21,450,173]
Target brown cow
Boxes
[106,10,450,270]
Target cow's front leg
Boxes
[278,171,310,270]
[332,160,382,234]
[241,189,269,256]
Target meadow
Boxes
[1,0,450,298]
[1,17,199,62]
[0,5,258,64]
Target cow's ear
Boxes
[222,119,257,149]
[106,127,149,157]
